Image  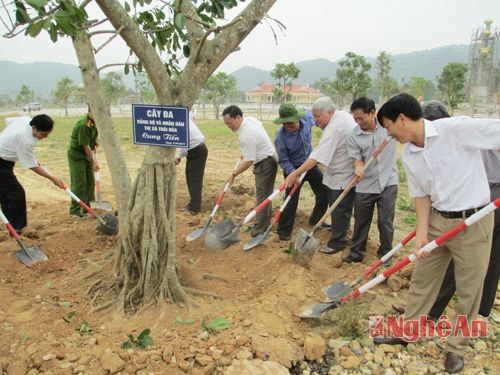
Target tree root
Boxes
[90,298,117,313]
[200,273,228,282]
[183,287,221,299]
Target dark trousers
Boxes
[185,143,208,212]
[0,158,27,231]
[252,156,277,235]
[429,185,500,318]
[326,187,355,250]
[68,152,95,215]
[349,185,398,259]
[277,166,328,236]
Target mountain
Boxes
[232,44,469,91]
[0,44,469,97]
[0,61,82,97]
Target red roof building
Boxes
[245,83,321,104]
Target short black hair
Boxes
[421,100,450,121]
[222,105,243,118]
[30,114,54,131]
[376,93,422,126]
[350,97,376,113]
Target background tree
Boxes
[135,72,157,104]
[404,76,436,102]
[101,71,127,108]
[333,52,372,108]
[438,62,468,113]
[376,51,397,102]
[52,76,77,117]
[204,72,237,119]
[271,62,300,103]
[16,84,36,105]
[314,77,337,100]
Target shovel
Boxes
[90,150,112,212]
[243,172,306,251]
[322,230,416,302]
[186,157,242,241]
[297,198,500,319]
[0,209,48,266]
[62,185,118,236]
[205,182,287,251]
[291,136,392,267]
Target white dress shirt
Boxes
[176,118,205,158]
[0,116,38,168]
[238,116,275,163]
[403,117,500,211]
[310,110,356,189]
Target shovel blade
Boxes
[322,282,350,302]
[296,301,339,319]
[291,228,317,267]
[96,213,119,236]
[90,200,112,212]
[243,231,269,251]
[186,227,209,242]
[204,218,240,251]
[15,249,35,266]
[186,217,213,241]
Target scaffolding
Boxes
[467,19,499,103]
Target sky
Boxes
[0,0,499,73]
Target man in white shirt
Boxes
[0,114,63,234]
[176,112,208,214]
[284,97,356,253]
[222,105,277,237]
[374,93,500,374]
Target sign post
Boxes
[132,104,189,148]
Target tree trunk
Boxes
[71,31,132,220]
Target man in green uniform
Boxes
[67,106,99,217]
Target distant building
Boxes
[245,83,321,104]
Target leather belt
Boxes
[435,205,486,219]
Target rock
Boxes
[224,359,289,375]
[42,353,56,361]
[327,338,349,350]
[194,354,212,366]
[235,348,253,360]
[379,343,397,353]
[425,341,441,358]
[399,264,414,279]
[339,346,355,357]
[406,361,428,374]
[251,335,303,367]
[100,352,125,374]
[134,354,147,365]
[7,361,29,375]
[235,335,251,346]
[331,254,343,268]
[303,334,326,361]
[72,364,87,373]
[340,355,361,369]
[474,339,487,350]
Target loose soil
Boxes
[0,145,498,374]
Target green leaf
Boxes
[182,44,190,58]
[124,64,130,75]
[124,1,130,12]
[63,311,77,322]
[204,317,229,333]
[15,3,31,24]
[174,13,185,29]
[25,0,48,9]
[45,280,53,289]
[48,24,58,42]
[137,328,150,340]
[184,318,194,324]
[58,301,72,307]
[121,341,132,349]
[175,316,184,323]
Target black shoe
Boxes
[373,337,408,346]
[343,254,363,263]
[278,233,291,241]
[319,246,343,254]
[444,352,464,373]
